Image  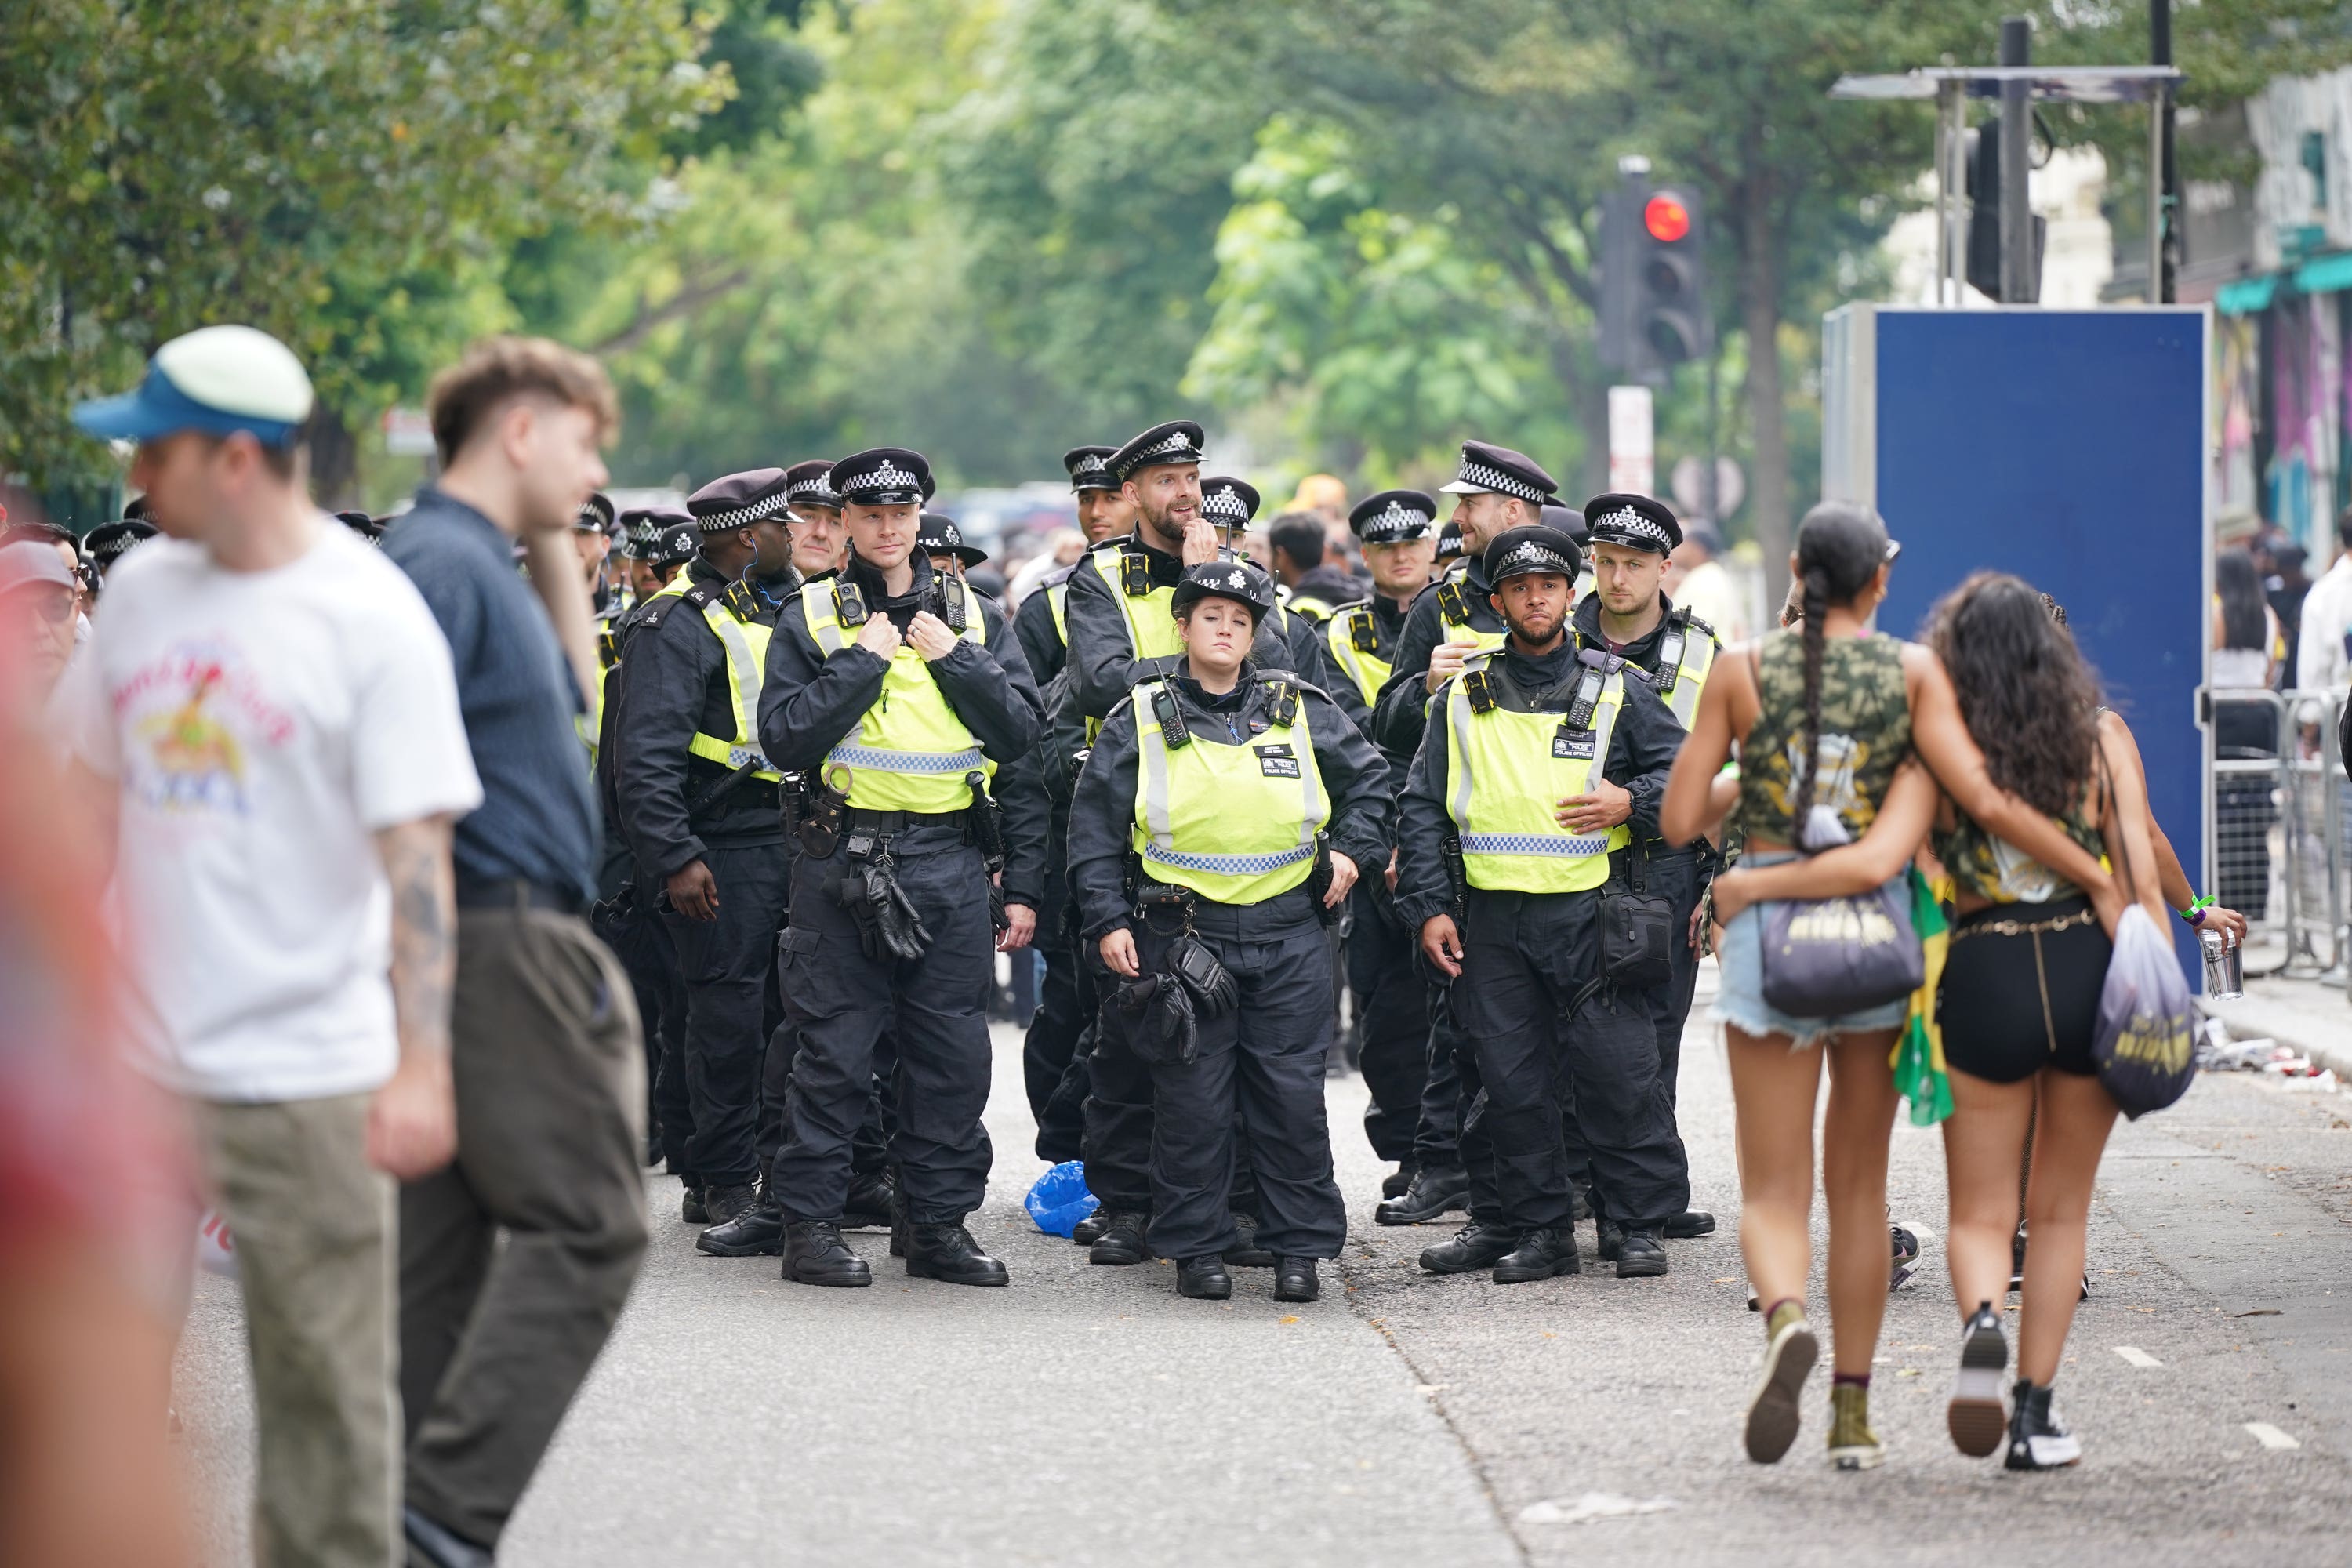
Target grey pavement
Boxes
[174,964,2352,1566]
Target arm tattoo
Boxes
[376,816,457,1059]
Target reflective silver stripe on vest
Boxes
[702,601,775,768]
[823,743,986,775]
[1145,844,1318,875]
[1445,661,1485,826]
[1457,832,1613,857]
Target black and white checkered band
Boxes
[1202,484,1250,526]
[1202,565,1251,593]
[630,520,661,546]
[1070,454,1111,483]
[1500,541,1575,575]
[1360,499,1432,539]
[695,489,794,532]
[1588,506,1672,550]
[1114,430,1202,480]
[786,474,841,506]
[1452,459,1546,503]
[840,459,920,498]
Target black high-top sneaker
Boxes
[2004,1380,2082,1471]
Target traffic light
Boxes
[1600,164,1713,382]
[1964,119,2045,302]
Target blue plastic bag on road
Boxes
[1025,1160,1099,1236]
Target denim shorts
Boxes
[1712,866,1913,1046]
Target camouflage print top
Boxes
[1737,630,1913,847]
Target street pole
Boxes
[1998,16,2034,305]
[2151,0,2176,303]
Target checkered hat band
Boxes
[787,477,840,504]
[1454,459,1544,502]
[1589,507,1671,548]
[695,490,793,532]
[841,462,920,497]
[1203,492,1249,524]
[1363,501,1431,538]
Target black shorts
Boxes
[1935,895,2111,1084]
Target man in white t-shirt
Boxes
[67,325,482,1568]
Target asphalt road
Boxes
[173,967,2352,1566]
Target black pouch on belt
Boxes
[1599,837,1674,991]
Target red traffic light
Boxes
[1643,194,1691,244]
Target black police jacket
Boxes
[1393,637,1685,933]
[1014,561,1077,690]
[1060,533,1371,736]
[612,555,797,883]
[1371,557,1507,768]
[1570,590,1710,683]
[756,550,1045,797]
[1066,660,1393,943]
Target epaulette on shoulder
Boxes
[1123,654,1181,690]
[681,583,717,610]
[1041,561,1079,588]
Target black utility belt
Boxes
[841,805,972,833]
[455,877,586,917]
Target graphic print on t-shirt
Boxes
[115,638,296,818]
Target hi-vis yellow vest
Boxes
[1431,568,1509,662]
[802,575,994,812]
[1085,541,1185,662]
[1443,652,1629,894]
[1325,601,1389,707]
[642,574,782,782]
[1652,608,1719,730]
[1130,677,1330,906]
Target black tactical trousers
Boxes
[1348,880,1428,1163]
[1022,833,1095,1154]
[1412,978,1467,1175]
[593,884,692,1172]
[662,841,791,1189]
[753,851,892,1193]
[1108,900,1345,1262]
[769,827,994,1225]
[1447,887,1690,1233]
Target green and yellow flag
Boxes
[1891,866,1954,1126]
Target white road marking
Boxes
[2244,1422,2301,1451]
[2114,1346,2162,1369]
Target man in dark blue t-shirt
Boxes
[378,336,648,1568]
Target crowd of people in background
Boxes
[0,319,2282,1567]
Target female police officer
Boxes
[1067,561,1392,1302]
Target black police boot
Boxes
[782,1221,872,1289]
[905,1222,1010,1287]
[1615,1228,1668,1278]
[1177,1255,1232,1300]
[1381,1163,1415,1200]
[1071,1208,1114,1247]
[844,1171,895,1232]
[1664,1210,1716,1240]
[696,1192,785,1257]
[1418,1221,1519,1276]
[703,1181,759,1225]
[680,1185,708,1225]
[404,1504,492,1568]
[1376,1165,1470,1226]
[1273,1257,1320,1303]
[1223,1213,1275,1268]
[1595,1218,1625,1262]
[1492,1226,1581,1284]
[1088,1210,1152,1265]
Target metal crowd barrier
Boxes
[2201,686,2347,985]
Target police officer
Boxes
[1067,561,1391,1301]
[578,489,619,615]
[1199,475,1372,734]
[1396,522,1690,1282]
[1059,421,1319,1268]
[919,512,987,580]
[757,446,1044,1290]
[1573,492,1720,1249]
[81,517,159,579]
[1372,441,1555,1236]
[1323,491,1441,1198]
[782,459,848,581]
[612,469,800,1227]
[593,505,701,1170]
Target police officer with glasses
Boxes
[1573,492,1720,1250]
[1396,522,1691,1283]
[1067,561,1391,1301]
[757,447,1044,1290]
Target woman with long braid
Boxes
[1661,504,2115,1472]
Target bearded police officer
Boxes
[612,468,800,1227]
[1199,474,1372,735]
[1396,523,1691,1282]
[1373,442,1558,1234]
[1067,561,1391,1301]
[1323,490,1442,1197]
[1574,492,1720,1248]
[757,446,1044,1290]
